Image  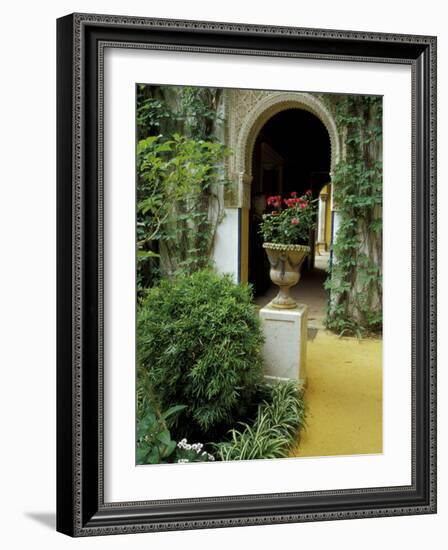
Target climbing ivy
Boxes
[137,133,230,278]
[136,85,230,290]
[323,95,383,336]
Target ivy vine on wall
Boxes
[323,95,383,335]
[136,85,231,291]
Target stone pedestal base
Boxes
[259,302,308,386]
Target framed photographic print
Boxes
[56,13,437,536]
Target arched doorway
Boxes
[228,92,339,325]
[229,92,339,283]
[248,108,332,300]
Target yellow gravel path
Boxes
[292,330,382,457]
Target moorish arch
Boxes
[225,91,340,211]
[222,90,341,282]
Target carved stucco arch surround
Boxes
[229,92,341,209]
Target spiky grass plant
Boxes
[214,381,306,461]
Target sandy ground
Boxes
[292,330,382,457]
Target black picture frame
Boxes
[56,13,437,537]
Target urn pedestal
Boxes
[260,243,310,385]
[259,303,308,386]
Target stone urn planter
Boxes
[262,243,310,309]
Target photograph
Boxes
[135,84,383,466]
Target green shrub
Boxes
[137,270,264,439]
[137,404,216,465]
[214,382,306,461]
[137,402,186,465]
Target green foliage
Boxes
[177,87,222,139]
[136,402,186,465]
[136,85,230,290]
[323,95,383,335]
[136,94,171,137]
[137,367,215,465]
[136,132,231,284]
[136,404,216,465]
[137,270,264,439]
[259,191,316,245]
[137,133,224,240]
[137,84,222,141]
[214,382,306,461]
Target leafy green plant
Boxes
[137,270,264,439]
[259,191,316,245]
[136,85,230,291]
[177,87,223,139]
[137,403,186,465]
[136,133,231,281]
[214,382,306,461]
[321,94,383,335]
[136,94,172,137]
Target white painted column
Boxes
[212,208,240,281]
[317,194,328,244]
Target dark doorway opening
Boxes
[248,108,331,320]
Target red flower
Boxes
[300,202,307,209]
[290,191,298,198]
[266,194,285,209]
[291,217,298,225]
[306,189,312,196]
[287,196,309,208]
[267,195,282,208]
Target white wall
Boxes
[0,1,445,549]
[212,208,240,280]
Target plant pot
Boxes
[262,243,310,309]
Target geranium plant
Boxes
[259,190,317,245]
